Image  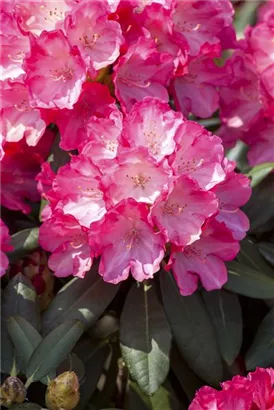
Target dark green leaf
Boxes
[246,307,274,370]
[160,272,223,386]
[8,228,39,262]
[258,242,274,268]
[247,162,274,187]
[202,290,242,365]
[26,320,84,385]
[7,316,42,373]
[75,343,110,410]
[225,261,274,299]
[243,173,274,234]
[1,274,40,374]
[42,265,119,335]
[226,140,249,173]
[170,347,203,401]
[237,238,274,277]
[120,282,172,395]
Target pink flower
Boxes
[0,219,13,277]
[121,97,183,161]
[78,109,123,166]
[219,53,265,138]
[24,30,87,109]
[168,218,240,296]
[55,82,122,151]
[245,23,274,74]
[101,147,172,206]
[0,11,30,80]
[89,199,166,283]
[170,120,225,190]
[150,175,218,246]
[171,0,234,57]
[13,1,72,36]
[258,0,274,27]
[212,160,251,240]
[46,155,106,228]
[1,79,46,146]
[171,56,229,118]
[246,118,274,166]
[189,367,274,410]
[65,1,123,71]
[39,210,92,278]
[113,37,175,112]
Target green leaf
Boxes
[7,316,42,373]
[202,290,242,365]
[170,347,203,401]
[42,265,119,335]
[8,228,39,262]
[75,343,110,410]
[26,320,84,385]
[160,272,223,386]
[120,282,172,395]
[247,162,274,187]
[226,140,249,173]
[243,173,274,234]
[1,274,40,374]
[225,261,274,299]
[237,238,274,277]
[258,242,274,268]
[126,381,182,410]
[246,307,274,370]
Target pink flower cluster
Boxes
[0,0,252,291]
[0,220,13,277]
[38,96,251,294]
[189,367,274,410]
[219,1,274,166]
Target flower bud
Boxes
[0,377,26,407]
[45,372,80,410]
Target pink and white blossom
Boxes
[89,199,166,283]
[39,210,92,278]
[24,30,87,109]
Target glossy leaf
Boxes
[202,290,242,365]
[258,242,274,268]
[1,274,40,374]
[246,307,274,370]
[170,346,203,401]
[247,162,274,187]
[243,173,274,234]
[120,282,172,395]
[225,261,274,299]
[160,272,223,386]
[7,316,42,373]
[75,343,110,410]
[26,320,84,385]
[8,228,39,262]
[238,238,274,277]
[42,265,119,335]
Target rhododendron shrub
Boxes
[1,1,274,409]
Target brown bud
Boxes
[0,376,26,407]
[45,372,80,410]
